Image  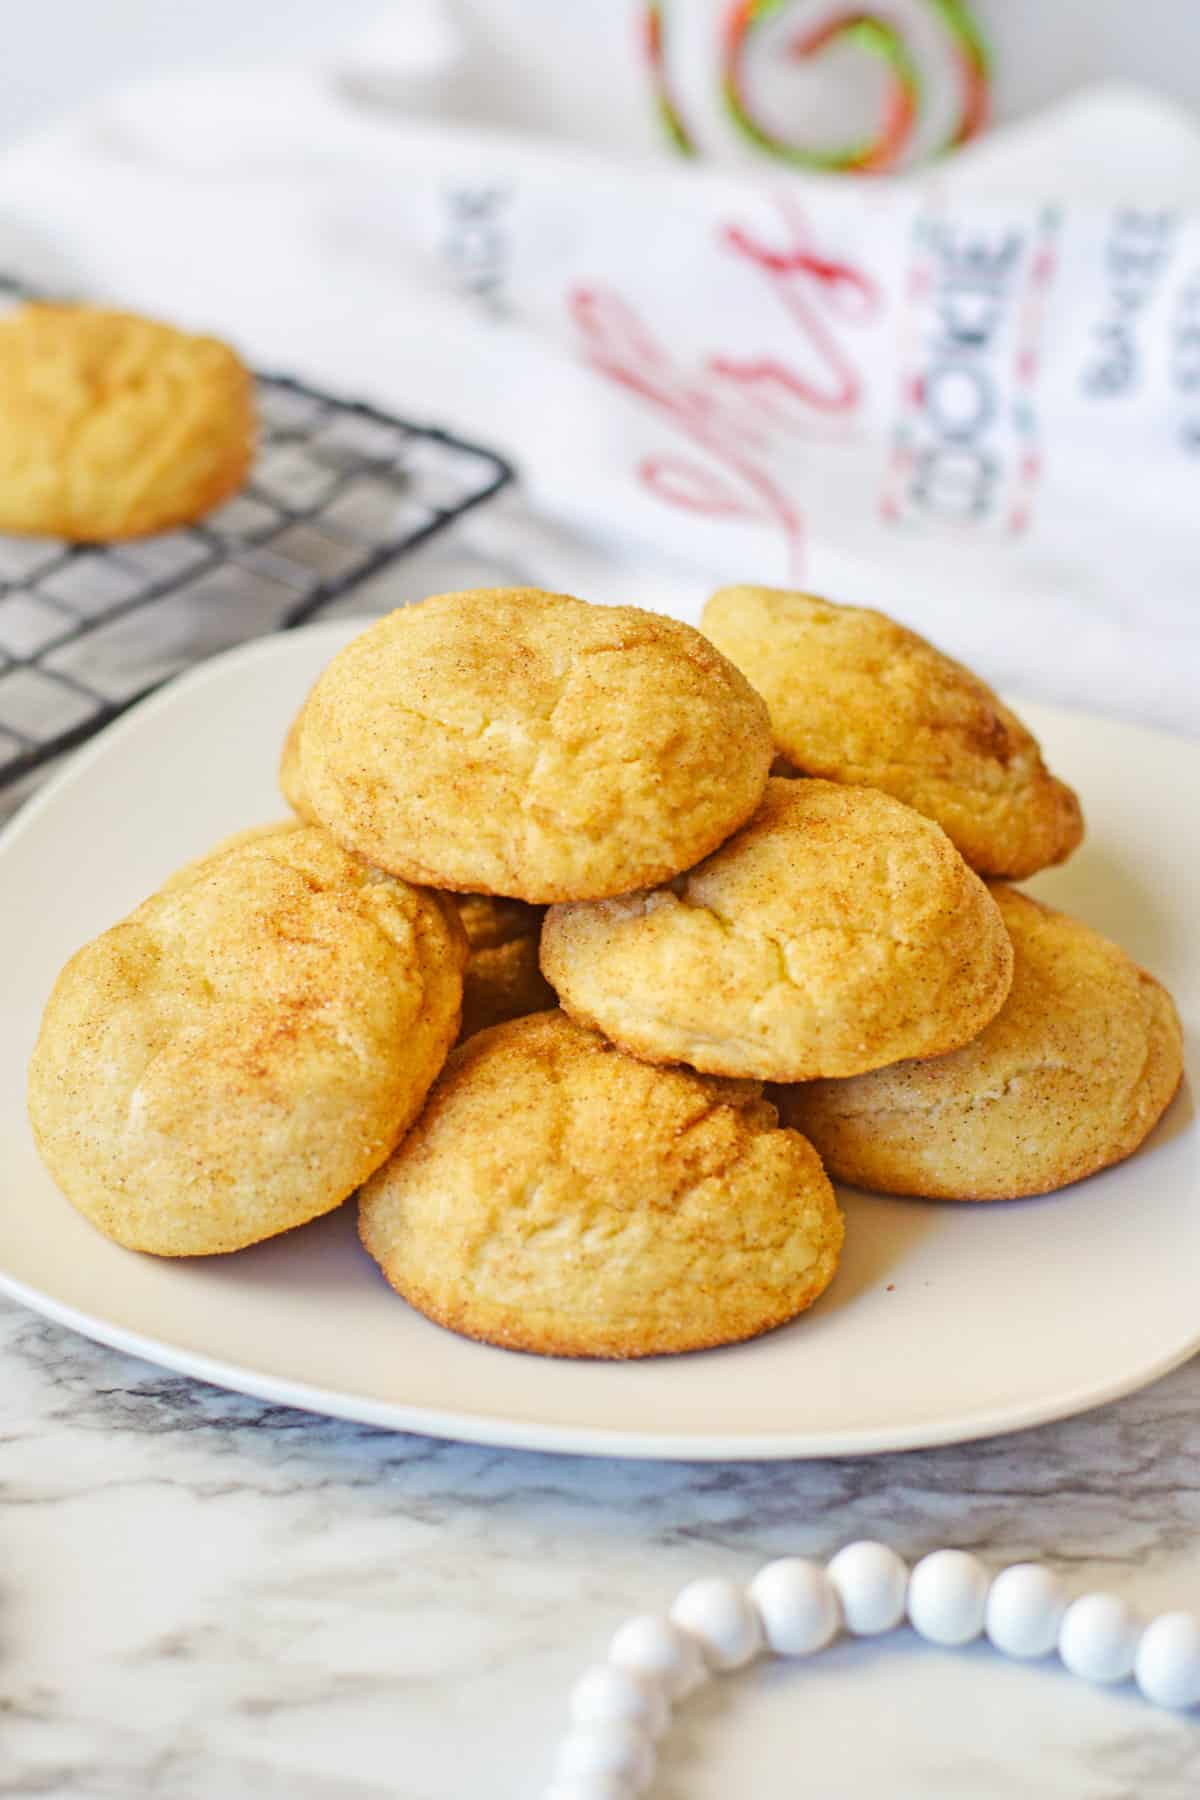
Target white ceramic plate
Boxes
[1,623,1196,1460]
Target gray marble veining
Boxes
[3,1290,1199,1799]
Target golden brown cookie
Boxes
[163,818,305,889]
[778,886,1184,1200]
[702,587,1083,879]
[275,725,553,1042]
[295,587,773,902]
[278,705,316,823]
[541,778,1013,1082]
[28,826,466,1256]
[277,724,555,1040]
[454,894,555,1039]
[358,1009,843,1358]
[0,302,254,540]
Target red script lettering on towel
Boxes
[568,199,879,575]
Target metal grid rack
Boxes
[0,322,514,793]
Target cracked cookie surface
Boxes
[541,779,1013,1082]
[778,885,1183,1199]
[277,732,554,1041]
[0,302,254,540]
[28,826,466,1255]
[702,587,1083,879]
[358,1009,843,1357]
[296,587,773,902]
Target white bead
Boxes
[608,1613,708,1699]
[542,1778,629,1800]
[749,1558,841,1656]
[1135,1612,1200,1710]
[827,1541,909,1636]
[1059,1593,1141,1685]
[570,1664,670,1739]
[555,1721,654,1794]
[669,1576,764,1670]
[985,1563,1069,1660]
[907,1550,991,1647]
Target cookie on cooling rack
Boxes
[28,826,466,1256]
[0,302,254,540]
[540,778,1014,1083]
[293,587,773,902]
[701,587,1083,880]
[358,1009,843,1358]
[778,886,1183,1200]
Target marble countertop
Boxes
[1,70,1199,1799]
[4,1293,1199,1800]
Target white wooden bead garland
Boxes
[906,1548,990,1647]
[668,1577,764,1671]
[544,1545,1199,1799]
[827,1539,907,1635]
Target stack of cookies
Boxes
[28,586,1183,1360]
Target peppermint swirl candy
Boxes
[643,3,695,154]
[643,0,990,172]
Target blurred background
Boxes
[0,1,374,147]
[1,0,1198,813]
[6,0,1200,164]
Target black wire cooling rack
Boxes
[0,296,514,793]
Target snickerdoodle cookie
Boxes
[779,886,1183,1200]
[358,1009,843,1358]
[702,587,1083,879]
[0,303,254,539]
[454,894,554,1039]
[541,778,1013,1082]
[28,826,465,1255]
[277,720,553,1039]
[163,818,305,888]
[295,587,773,901]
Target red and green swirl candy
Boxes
[643,0,991,172]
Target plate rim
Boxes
[2,1261,1199,1460]
[2,623,1196,1461]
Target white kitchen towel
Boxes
[0,70,1195,734]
